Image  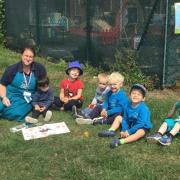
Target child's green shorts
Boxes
[165,118,180,134]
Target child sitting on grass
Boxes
[53,60,84,112]
[76,72,128,125]
[74,73,110,122]
[98,84,152,148]
[146,99,180,146]
[25,76,54,123]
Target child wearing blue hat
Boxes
[98,84,152,148]
[146,99,180,146]
[53,60,84,111]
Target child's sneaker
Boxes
[92,117,104,125]
[158,135,172,146]
[146,133,162,144]
[75,117,93,125]
[75,112,84,118]
[25,116,38,124]
[110,138,120,148]
[98,130,115,137]
[44,110,52,122]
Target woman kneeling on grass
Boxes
[98,84,152,148]
[0,46,46,122]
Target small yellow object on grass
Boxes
[83,131,89,138]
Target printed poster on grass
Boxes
[22,122,70,140]
[175,3,180,34]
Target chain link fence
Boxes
[4,0,180,87]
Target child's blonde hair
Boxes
[108,72,124,84]
[97,73,109,81]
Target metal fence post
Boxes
[162,0,170,88]
[86,0,92,64]
[35,0,40,46]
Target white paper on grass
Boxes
[22,122,70,140]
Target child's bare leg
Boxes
[123,129,145,144]
[109,115,122,131]
[98,116,122,137]
[158,122,168,135]
[170,122,180,136]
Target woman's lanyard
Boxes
[23,72,32,90]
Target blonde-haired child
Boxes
[74,73,110,124]
[76,72,128,125]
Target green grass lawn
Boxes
[0,47,179,180]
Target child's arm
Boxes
[166,100,180,118]
[69,89,83,100]
[166,104,177,118]
[91,96,97,106]
[106,92,128,116]
[44,88,54,108]
[32,92,40,107]
[107,98,126,116]
[107,106,123,116]
[59,88,68,103]
[127,109,149,135]
[32,95,41,112]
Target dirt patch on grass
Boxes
[149,89,180,99]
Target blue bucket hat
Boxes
[130,84,147,97]
[66,60,83,76]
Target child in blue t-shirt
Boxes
[146,99,180,146]
[99,84,152,148]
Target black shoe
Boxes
[72,105,84,118]
[72,105,77,115]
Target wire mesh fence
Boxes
[4,0,180,87]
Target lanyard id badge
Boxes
[23,91,32,103]
[23,72,32,103]
[23,72,32,90]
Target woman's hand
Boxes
[2,96,11,107]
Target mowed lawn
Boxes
[0,47,179,180]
